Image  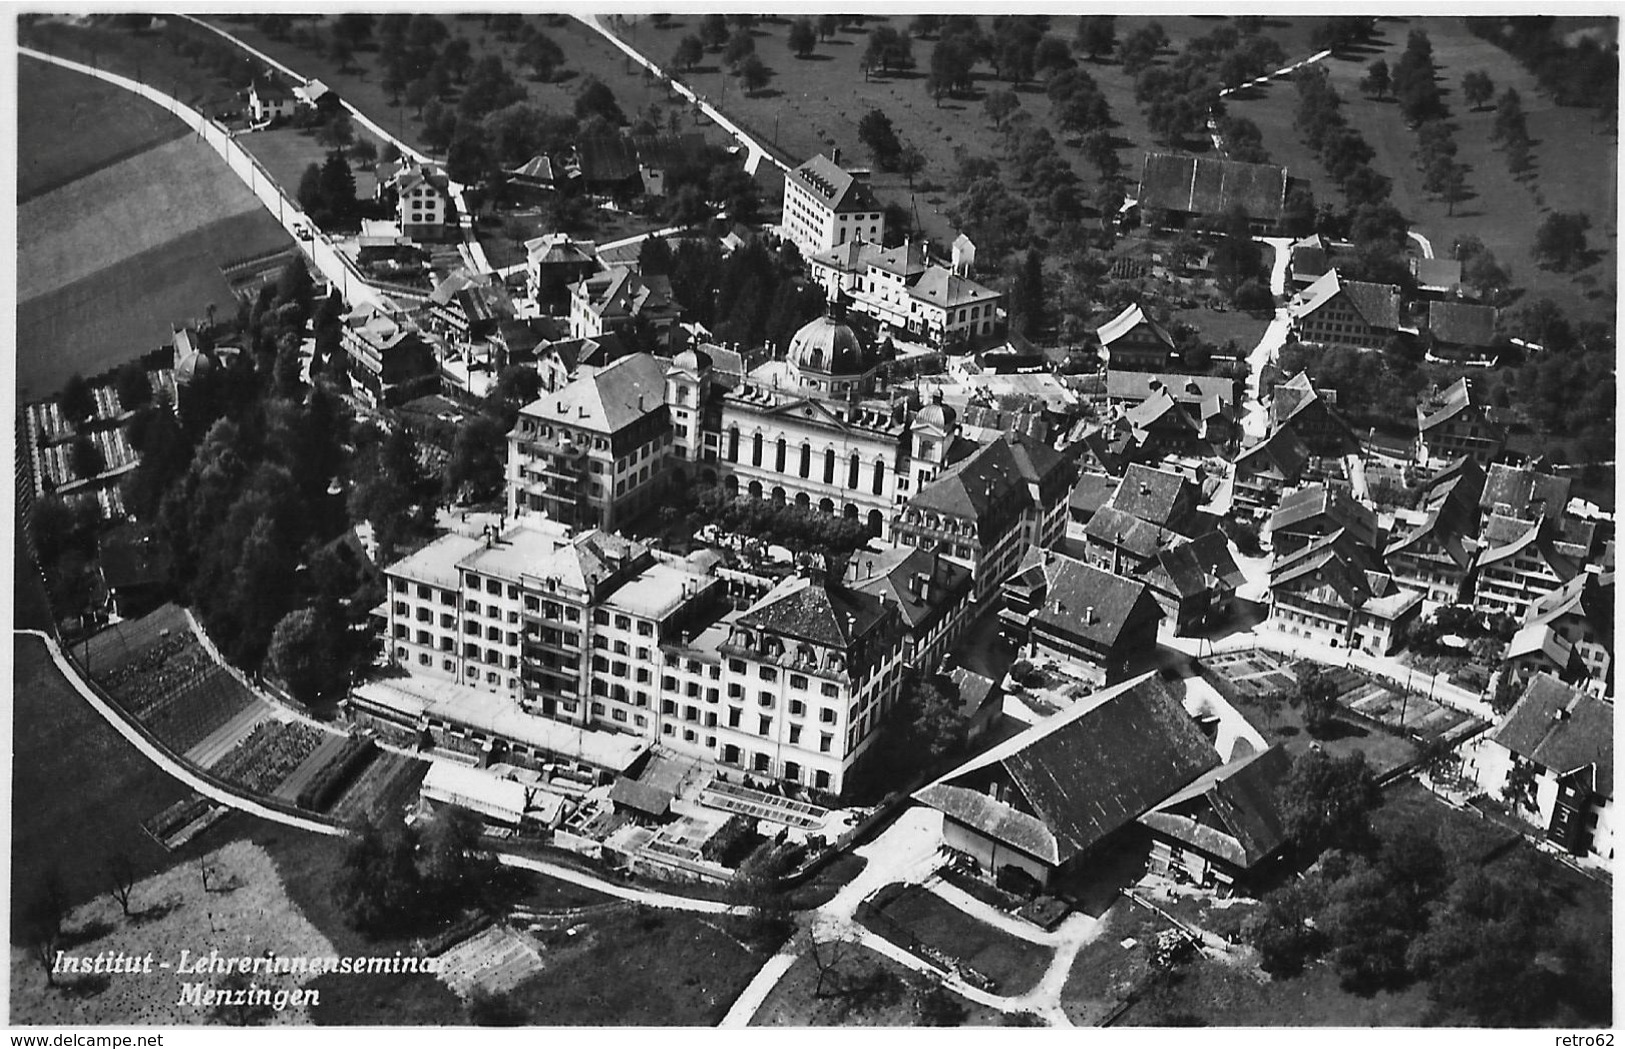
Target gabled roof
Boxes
[1480,464,1572,522]
[1290,241,1329,281]
[1086,506,1182,562]
[1107,464,1199,532]
[510,154,561,182]
[1143,531,1246,600]
[1527,568,1613,637]
[1235,430,1311,484]
[1269,528,1398,609]
[1492,673,1613,797]
[909,265,1000,309]
[866,238,930,279]
[1017,549,1163,649]
[946,667,999,720]
[1411,256,1463,290]
[738,574,892,649]
[629,131,710,170]
[1384,507,1474,568]
[1270,484,1379,550]
[1069,472,1120,519]
[575,134,641,183]
[914,673,1220,865]
[1139,744,1293,868]
[609,776,673,817]
[526,233,597,266]
[1477,516,1580,582]
[1505,622,1578,669]
[808,237,883,275]
[519,352,667,434]
[790,153,878,213]
[1428,301,1498,348]
[1137,152,1288,222]
[1106,369,1236,406]
[1291,270,1401,331]
[1124,389,1199,436]
[1095,302,1176,351]
[1417,377,1480,432]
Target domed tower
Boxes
[909,392,958,491]
[666,345,713,468]
[785,301,875,398]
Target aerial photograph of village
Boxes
[8,8,1616,1030]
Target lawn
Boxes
[17,54,190,202]
[750,943,1005,1026]
[1119,954,1433,1027]
[18,208,291,402]
[869,883,1053,995]
[19,15,244,119]
[238,126,384,202]
[10,635,193,927]
[1058,895,1178,1025]
[1225,16,1617,325]
[20,134,266,303]
[9,840,337,1026]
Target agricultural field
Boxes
[1224,16,1617,324]
[17,55,190,202]
[10,635,192,924]
[326,750,431,825]
[211,719,331,793]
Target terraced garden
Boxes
[211,719,330,794]
[327,750,431,825]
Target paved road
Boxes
[1408,230,1435,259]
[1240,236,1296,442]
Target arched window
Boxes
[727,427,740,462]
[752,432,763,467]
[824,448,836,485]
[799,443,811,478]
[848,452,861,490]
[871,458,885,495]
[775,438,787,473]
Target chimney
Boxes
[1085,605,1095,624]
[831,147,842,167]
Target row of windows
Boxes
[727,431,889,494]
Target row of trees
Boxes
[1467,15,1619,114]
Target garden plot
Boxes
[209,719,331,793]
[325,750,431,825]
[435,924,546,999]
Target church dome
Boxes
[914,401,957,431]
[787,313,868,376]
[673,345,712,372]
[174,349,214,386]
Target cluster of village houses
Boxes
[70,125,1613,891]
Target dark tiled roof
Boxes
[1481,464,1572,521]
[1412,257,1463,289]
[848,546,973,631]
[1069,472,1119,519]
[1235,430,1310,483]
[946,667,998,720]
[908,437,1034,522]
[738,576,891,649]
[1137,152,1288,222]
[1493,673,1613,797]
[1341,279,1403,331]
[791,153,878,213]
[1023,549,1163,649]
[916,674,1219,864]
[910,265,1000,309]
[1528,569,1614,636]
[576,134,640,183]
[609,777,672,816]
[1107,464,1198,532]
[522,352,666,434]
[1144,532,1245,599]
[1086,506,1181,561]
[1106,370,1237,407]
[1270,484,1379,549]
[1140,744,1292,868]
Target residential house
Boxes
[998,549,1164,685]
[1479,463,1572,527]
[1474,514,1581,618]
[1269,483,1380,556]
[1083,506,1182,576]
[1410,257,1463,297]
[525,233,599,314]
[506,353,673,531]
[1139,744,1293,890]
[1068,472,1119,529]
[248,78,296,123]
[1426,301,1500,361]
[1415,377,1506,466]
[1139,531,1247,636]
[1466,673,1613,865]
[1268,529,1424,654]
[1106,464,1204,536]
[569,266,681,341]
[381,162,457,244]
[945,667,1002,744]
[914,672,1220,889]
[340,307,436,408]
[892,433,1071,601]
[508,154,570,202]
[1095,302,1177,372]
[1287,233,1331,289]
[1268,371,1359,457]
[1106,371,1241,450]
[807,239,1001,350]
[847,545,975,674]
[1233,430,1311,517]
[1524,567,1614,693]
[629,132,711,197]
[1501,623,1588,695]
[1136,152,1290,233]
[1116,389,1205,459]
[1288,270,1402,350]
[781,152,885,258]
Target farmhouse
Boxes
[1095,302,1177,372]
[568,266,681,341]
[1139,531,1246,636]
[1289,270,1403,350]
[1136,152,1289,233]
[1416,377,1506,466]
[1473,514,1581,618]
[1139,743,1293,891]
[1268,529,1423,655]
[248,78,296,123]
[914,672,1220,890]
[1269,483,1381,556]
[1233,430,1311,517]
[1267,371,1358,456]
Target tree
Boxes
[337,817,423,936]
[863,26,914,75]
[1076,15,1116,61]
[1280,749,1381,855]
[730,840,795,944]
[103,853,138,916]
[574,76,624,125]
[897,144,925,189]
[267,606,338,705]
[71,434,105,480]
[1034,35,1074,79]
[1534,211,1592,271]
[1118,22,1166,75]
[59,372,95,424]
[672,34,703,72]
[723,28,756,70]
[857,109,902,170]
[315,112,355,154]
[1243,879,1327,976]
[983,89,1019,128]
[1460,69,1494,111]
[817,14,839,41]
[916,983,969,1026]
[316,150,357,227]
[1427,155,1469,216]
[788,17,817,58]
[19,870,70,987]
[1492,87,1526,143]
[1360,58,1390,99]
[1010,248,1048,335]
[736,54,771,96]
[518,31,565,81]
[909,15,943,39]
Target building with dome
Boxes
[672,305,968,539]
